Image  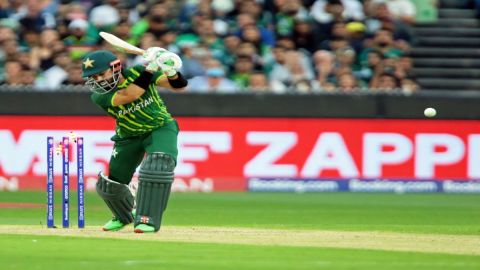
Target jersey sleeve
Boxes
[91,91,116,108]
[130,65,166,87]
[91,65,165,110]
[153,70,166,84]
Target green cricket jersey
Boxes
[91,65,173,138]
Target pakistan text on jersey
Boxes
[117,96,155,116]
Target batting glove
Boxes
[155,52,183,77]
[145,61,160,73]
[143,47,167,63]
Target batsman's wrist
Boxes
[167,71,188,88]
[164,68,177,77]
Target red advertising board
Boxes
[0,116,479,192]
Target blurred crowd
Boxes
[0,0,420,94]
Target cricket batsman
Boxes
[81,47,187,233]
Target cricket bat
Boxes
[99,31,180,69]
[99,31,145,56]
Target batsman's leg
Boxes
[134,152,175,233]
[98,137,145,231]
[96,173,135,231]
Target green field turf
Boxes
[0,192,479,269]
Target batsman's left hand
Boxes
[143,47,167,63]
[155,51,182,77]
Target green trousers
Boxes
[108,120,179,185]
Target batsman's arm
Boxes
[111,46,168,105]
[153,52,187,91]
[156,72,188,92]
[112,70,154,106]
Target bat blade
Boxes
[99,31,145,55]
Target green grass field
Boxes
[0,192,479,269]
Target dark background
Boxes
[0,87,478,119]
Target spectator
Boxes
[311,0,349,41]
[0,0,415,93]
[313,44,355,87]
[269,48,314,93]
[319,34,350,52]
[274,35,297,50]
[112,21,132,42]
[138,32,164,51]
[291,17,321,54]
[288,51,316,93]
[371,72,401,92]
[190,43,213,69]
[29,29,61,71]
[187,67,239,93]
[0,0,27,21]
[62,2,89,22]
[19,29,39,50]
[0,26,17,44]
[218,34,241,68]
[187,58,239,93]
[401,77,419,93]
[63,19,95,60]
[355,49,383,85]
[310,0,364,24]
[274,0,309,37]
[345,21,366,54]
[180,0,215,31]
[235,13,275,47]
[337,73,360,92]
[377,57,408,83]
[35,51,70,90]
[18,0,56,33]
[129,31,165,66]
[229,55,256,90]
[235,41,264,71]
[16,51,31,68]
[238,23,272,62]
[364,1,412,42]
[371,0,416,24]
[237,0,274,30]
[116,2,139,25]
[22,68,37,85]
[176,36,207,79]
[2,38,21,61]
[196,17,226,60]
[130,2,175,46]
[372,57,395,77]
[334,47,357,75]
[210,0,234,36]
[177,0,201,31]
[177,16,225,60]
[376,53,418,94]
[358,28,404,68]
[267,45,290,92]
[61,62,84,85]
[249,72,271,93]
[160,28,180,54]
[86,3,120,43]
[55,3,88,38]
[397,54,414,78]
[4,60,23,85]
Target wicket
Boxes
[46,134,85,228]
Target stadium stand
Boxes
[411,0,480,91]
[0,0,477,94]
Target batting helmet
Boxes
[82,50,122,94]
